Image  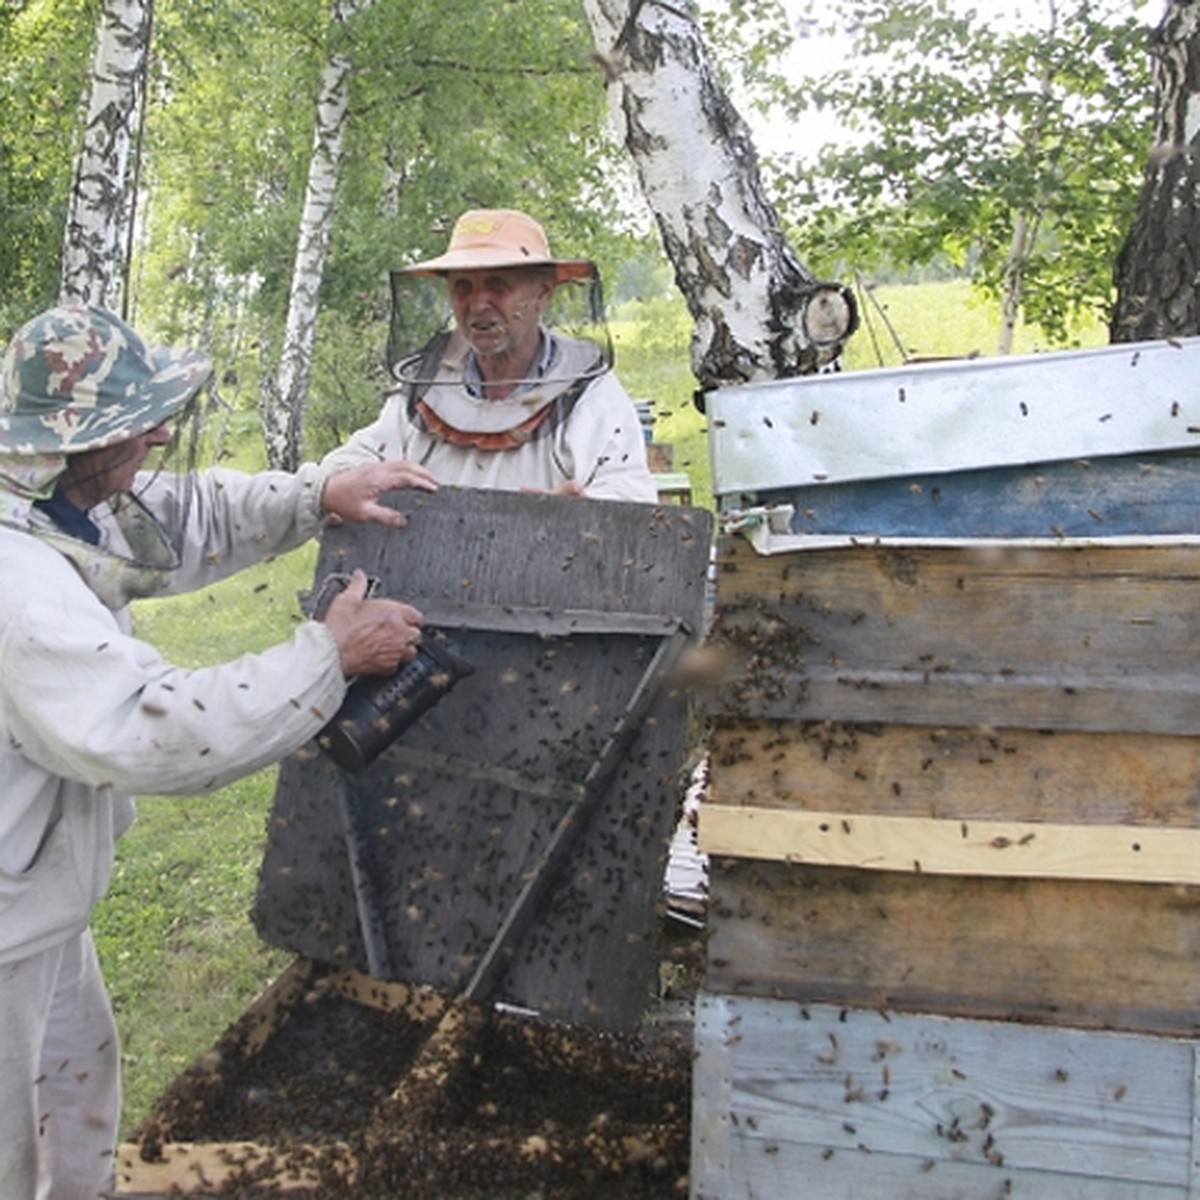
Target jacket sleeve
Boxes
[0,557,347,796]
[573,376,660,503]
[320,395,409,473]
[137,463,329,594]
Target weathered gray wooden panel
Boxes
[704,859,1200,1036]
[308,484,710,624]
[706,721,1200,829]
[253,487,713,1029]
[692,996,1197,1200]
[698,1139,1188,1200]
[702,537,1200,734]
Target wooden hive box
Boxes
[115,957,695,1198]
[692,337,1200,1199]
[117,488,713,1197]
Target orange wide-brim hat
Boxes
[397,209,595,282]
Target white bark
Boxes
[61,0,151,311]
[998,211,1029,356]
[261,0,370,471]
[580,0,855,392]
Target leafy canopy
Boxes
[0,0,632,458]
[0,0,98,329]
[704,0,1156,345]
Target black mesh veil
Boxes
[86,381,225,569]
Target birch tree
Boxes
[1111,0,1200,342]
[60,0,152,312]
[579,0,857,394]
[260,0,368,471]
[125,0,617,461]
[0,1,95,327]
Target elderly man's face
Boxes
[447,268,554,378]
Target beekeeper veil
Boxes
[0,304,216,604]
[385,208,613,391]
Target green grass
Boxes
[95,280,1107,1138]
[95,781,295,1126]
[844,277,1107,367]
[96,544,320,1132]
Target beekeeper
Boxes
[0,304,433,1199]
[322,207,657,502]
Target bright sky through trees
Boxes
[734,0,1160,159]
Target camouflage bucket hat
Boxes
[0,304,213,455]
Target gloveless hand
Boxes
[320,569,425,677]
[320,461,439,528]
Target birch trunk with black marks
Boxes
[260,0,368,471]
[60,0,151,312]
[579,0,856,396]
[1111,0,1200,342]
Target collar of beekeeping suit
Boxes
[0,456,179,610]
[397,330,606,450]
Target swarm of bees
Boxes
[134,982,696,1198]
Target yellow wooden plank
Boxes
[234,956,315,1059]
[115,1140,345,1193]
[698,805,1200,884]
[317,965,445,1021]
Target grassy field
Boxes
[95,545,317,1129]
[96,278,1105,1136]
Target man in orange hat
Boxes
[323,209,657,501]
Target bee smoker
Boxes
[309,573,475,773]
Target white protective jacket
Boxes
[0,464,347,965]
[323,331,658,502]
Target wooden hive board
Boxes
[704,536,1200,735]
[117,957,695,1197]
[698,533,1200,1032]
[692,996,1200,1200]
[253,487,713,1029]
[698,348,1200,1198]
[700,720,1200,884]
[702,858,1200,1035]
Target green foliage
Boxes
[0,0,97,329]
[611,293,711,507]
[709,0,1156,345]
[127,0,627,462]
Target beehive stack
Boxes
[692,339,1200,1200]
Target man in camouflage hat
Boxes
[0,305,435,1199]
